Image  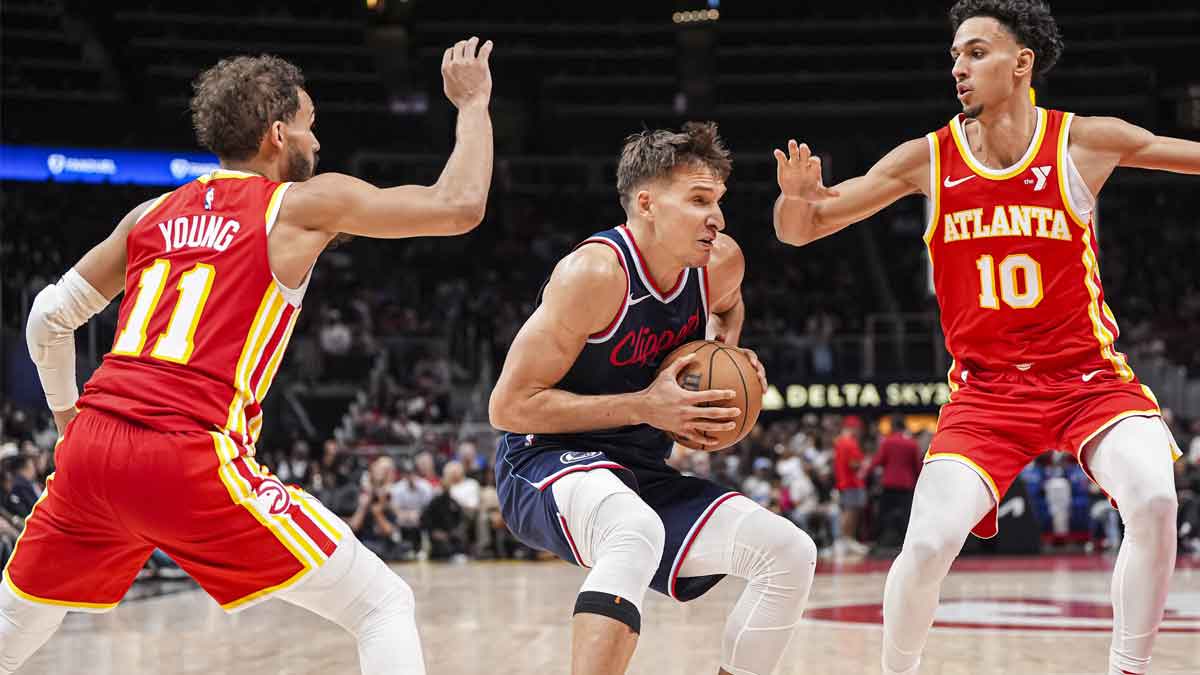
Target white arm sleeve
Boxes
[25,268,110,412]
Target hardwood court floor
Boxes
[22,554,1200,674]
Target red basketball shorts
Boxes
[926,366,1181,539]
[3,409,345,612]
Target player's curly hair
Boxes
[190,55,306,160]
[616,122,732,211]
[949,0,1064,77]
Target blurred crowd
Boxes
[6,397,1199,573]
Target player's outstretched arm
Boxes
[283,38,494,240]
[1071,115,1200,178]
[487,245,739,448]
[26,198,158,433]
[773,137,928,247]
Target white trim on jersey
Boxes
[667,491,740,600]
[615,225,690,304]
[1057,113,1097,223]
[582,238,632,344]
[952,107,1046,177]
[531,462,628,492]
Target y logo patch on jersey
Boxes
[204,187,215,210]
[1029,165,1052,191]
[560,451,603,464]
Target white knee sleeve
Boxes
[552,470,665,629]
[0,584,67,674]
[678,495,817,675]
[280,540,425,675]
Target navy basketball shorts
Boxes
[495,433,738,601]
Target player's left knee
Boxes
[1125,491,1178,535]
[741,511,817,591]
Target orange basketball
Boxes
[656,339,764,451]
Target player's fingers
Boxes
[797,143,811,162]
[442,47,453,71]
[687,387,737,404]
[464,36,480,59]
[686,403,740,419]
[689,420,737,433]
[774,149,787,167]
[788,139,800,161]
[663,353,697,379]
[451,40,467,61]
[674,431,716,450]
[478,39,494,62]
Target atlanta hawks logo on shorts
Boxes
[560,451,603,464]
[253,477,293,515]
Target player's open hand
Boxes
[774,139,840,202]
[442,36,493,110]
[639,353,740,450]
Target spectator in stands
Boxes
[274,439,311,486]
[318,307,353,357]
[741,457,775,507]
[1175,450,1200,554]
[834,415,869,556]
[348,456,406,561]
[3,455,40,519]
[455,440,486,483]
[421,468,467,562]
[389,457,433,558]
[862,414,922,549]
[414,450,441,489]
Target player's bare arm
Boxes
[27,197,157,434]
[1067,115,1200,196]
[272,38,495,277]
[488,244,739,449]
[704,233,766,390]
[773,137,929,247]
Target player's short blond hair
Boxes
[616,122,732,211]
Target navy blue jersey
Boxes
[504,225,710,464]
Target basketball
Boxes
[657,340,764,451]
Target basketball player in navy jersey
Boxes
[490,123,817,675]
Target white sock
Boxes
[880,460,994,675]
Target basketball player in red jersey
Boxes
[772,2,1198,673]
[2,38,493,674]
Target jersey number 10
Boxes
[112,259,216,364]
[976,253,1043,310]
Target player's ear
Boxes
[268,120,287,150]
[636,189,654,220]
[1014,47,1035,80]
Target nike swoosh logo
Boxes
[1081,369,1104,383]
[943,175,976,188]
[628,294,652,306]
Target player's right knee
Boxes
[901,528,961,573]
[594,493,665,573]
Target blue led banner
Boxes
[0,144,220,186]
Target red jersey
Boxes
[80,169,304,444]
[834,435,865,490]
[925,107,1133,383]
